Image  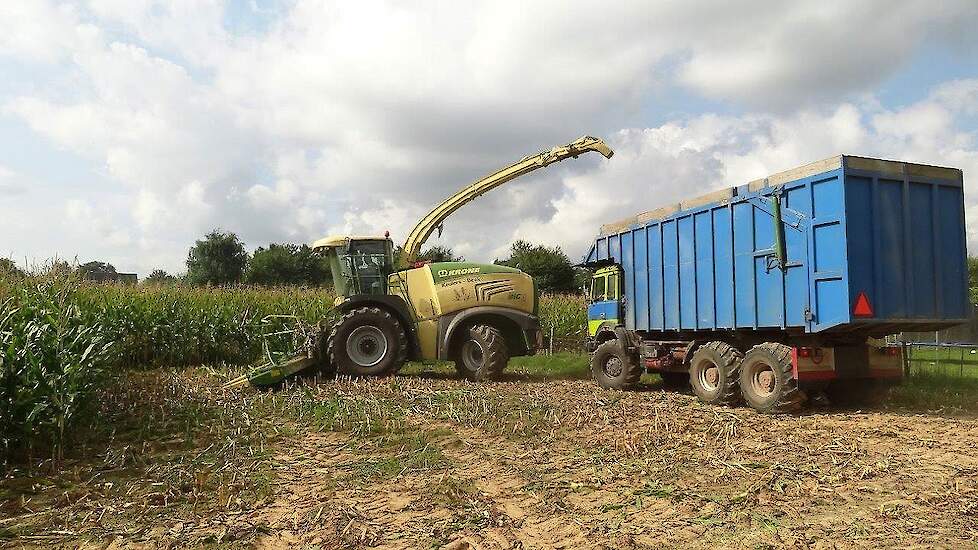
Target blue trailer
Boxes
[582,155,967,412]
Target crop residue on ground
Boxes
[2,364,976,549]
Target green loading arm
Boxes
[400,136,614,266]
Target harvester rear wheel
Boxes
[739,342,804,413]
[454,324,509,381]
[590,339,641,390]
[328,307,407,377]
[689,341,742,406]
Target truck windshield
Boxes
[591,276,606,302]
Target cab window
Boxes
[607,274,618,300]
[591,276,606,302]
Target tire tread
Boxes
[689,341,743,406]
[326,306,408,377]
[741,342,804,413]
[590,339,642,390]
[454,324,508,381]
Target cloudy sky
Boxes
[2,1,978,275]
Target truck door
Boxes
[587,266,622,336]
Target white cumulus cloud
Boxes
[0,1,976,274]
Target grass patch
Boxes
[347,431,450,480]
[886,370,978,412]
[398,352,591,382]
[297,384,407,436]
[907,345,978,366]
[506,352,590,380]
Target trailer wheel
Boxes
[591,340,641,390]
[328,307,408,377]
[689,342,742,406]
[739,342,804,413]
[454,324,509,381]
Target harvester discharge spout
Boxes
[400,135,613,266]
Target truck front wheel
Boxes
[689,341,742,406]
[454,324,509,381]
[590,340,641,390]
[739,342,804,413]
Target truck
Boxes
[226,136,613,389]
[582,155,968,412]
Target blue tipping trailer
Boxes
[582,155,967,412]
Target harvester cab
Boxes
[225,136,613,389]
[312,235,394,300]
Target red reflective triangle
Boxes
[853,292,874,317]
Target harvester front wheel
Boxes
[454,324,509,382]
[315,325,337,379]
[689,341,742,406]
[328,307,407,377]
[739,342,804,413]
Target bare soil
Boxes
[2,367,977,549]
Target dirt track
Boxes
[237,379,978,549]
[3,372,978,549]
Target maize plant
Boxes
[0,270,588,462]
[538,293,588,349]
[0,275,115,463]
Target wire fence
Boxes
[902,342,978,379]
[540,325,586,354]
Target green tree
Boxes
[0,258,23,277]
[245,243,330,286]
[394,245,463,266]
[496,240,576,293]
[77,261,117,280]
[418,245,463,263]
[185,230,249,285]
[145,269,177,285]
[573,266,593,293]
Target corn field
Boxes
[0,273,588,462]
[539,293,588,350]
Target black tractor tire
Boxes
[314,326,338,379]
[658,371,689,390]
[590,339,642,390]
[689,341,743,406]
[327,307,407,377]
[454,324,509,381]
[739,342,805,413]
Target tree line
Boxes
[0,230,590,293]
[7,236,978,298]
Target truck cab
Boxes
[586,265,622,350]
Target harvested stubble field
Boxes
[2,358,977,550]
